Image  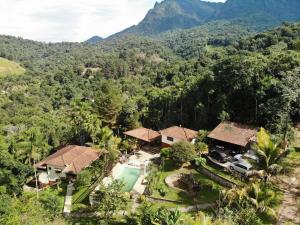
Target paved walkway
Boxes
[63,182,75,217]
[277,127,300,224]
[277,168,300,224]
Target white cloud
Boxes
[0,0,226,42]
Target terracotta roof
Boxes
[208,121,257,147]
[36,145,106,174]
[124,127,161,142]
[160,126,198,141]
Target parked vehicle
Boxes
[244,150,259,162]
[209,150,229,163]
[215,145,225,151]
[233,154,243,162]
[229,161,252,174]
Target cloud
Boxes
[0,0,225,42]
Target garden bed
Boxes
[147,160,222,206]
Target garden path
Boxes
[63,182,75,217]
[277,127,300,225]
[277,167,300,224]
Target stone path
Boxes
[63,182,75,217]
[277,128,300,225]
[277,168,300,224]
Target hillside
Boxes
[112,0,300,37]
[131,0,221,36]
[85,36,103,44]
[0,57,25,76]
[217,0,300,21]
[0,20,299,224]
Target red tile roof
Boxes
[36,145,106,174]
[160,126,198,141]
[208,121,257,147]
[124,127,161,142]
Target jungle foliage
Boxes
[0,22,299,224]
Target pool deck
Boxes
[107,150,159,195]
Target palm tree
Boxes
[222,182,277,218]
[247,183,276,216]
[83,114,102,144]
[87,126,120,173]
[221,187,248,209]
[69,100,92,145]
[254,128,287,176]
[16,128,50,197]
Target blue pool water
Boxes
[116,166,140,192]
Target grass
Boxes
[294,127,300,147]
[279,148,300,174]
[203,162,244,186]
[68,217,99,225]
[260,186,284,225]
[0,57,25,76]
[72,185,90,204]
[149,160,222,207]
[279,128,300,174]
[39,183,67,213]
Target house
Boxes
[124,127,161,144]
[208,121,257,153]
[160,126,198,147]
[36,145,107,184]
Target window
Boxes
[236,164,247,170]
[167,136,174,142]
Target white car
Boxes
[229,161,252,174]
[244,150,259,162]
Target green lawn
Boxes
[148,160,222,207]
[282,126,300,170]
[0,57,25,76]
[203,163,244,186]
[72,185,90,204]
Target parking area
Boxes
[206,145,258,175]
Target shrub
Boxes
[234,207,263,225]
[195,142,209,154]
[170,141,197,164]
[39,191,62,218]
[75,170,92,187]
[195,156,207,167]
[196,130,209,143]
[158,186,167,197]
[138,195,146,203]
[160,147,170,158]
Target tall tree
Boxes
[16,128,50,197]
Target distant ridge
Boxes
[85,35,103,44]
[109,0,300,38]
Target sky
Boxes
[0,0,226,43]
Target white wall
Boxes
[161,135,181,145]
[161,135,196,146]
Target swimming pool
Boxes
[116,166,140,192]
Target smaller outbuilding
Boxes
[124,127,161,144]
[208,121,257,153]
[160,126,198,147]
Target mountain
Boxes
[111,0,300,38]
[217,0,300,21]
[113,0,221,37]
[85,35,103,44]
[132,0,221,35]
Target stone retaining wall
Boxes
[197,166,237,188]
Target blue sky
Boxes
[0,0,225,42]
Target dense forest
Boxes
[0,22,299,223]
